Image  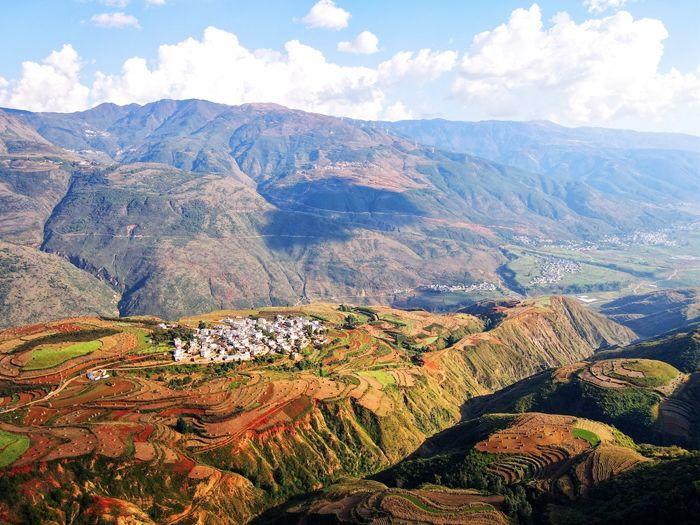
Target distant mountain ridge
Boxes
[1,99,699,322]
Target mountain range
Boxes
[1,99,699,323]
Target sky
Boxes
[0,0,699,134]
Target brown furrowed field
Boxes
[282,479,509,524]
[472,413,640,490]
[0,305,480,475]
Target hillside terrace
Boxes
[172,315,327,363]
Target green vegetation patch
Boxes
[358,370,396,388]
[9,327,117,355]
[0,430,30,467]
[24,340,102,370]
[610,359,680,388]
[573,427,600,447]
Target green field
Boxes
[503,227,700,299]
[24,340,103,371]
[573,427,601,447]
[611,359,680,388]
[359,370,396,388]
[0,430,30,467]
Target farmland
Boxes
[270,479,509,524]
[0,430,29,467]
[500,227,700,303]
[0,298,653,523]
[24,340,102,371]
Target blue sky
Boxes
[1,1,699,133]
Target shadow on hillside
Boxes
[259,178,424,250]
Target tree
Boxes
[343,314,360,329]
[175,417,191,434]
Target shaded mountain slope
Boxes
[596,327,700,373]
[599,288,700,338]
[548,452,700,525]
[0,240,118,328]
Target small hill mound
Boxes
[377,412,645,501]
[464,358,698,447]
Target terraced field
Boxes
[23,340,103,371]
[475,414,612,484]
[0,298,637,523]
[275,479,509,524]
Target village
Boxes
[420,281,498,293]
[529,256,582,285]
[172,315,328,363]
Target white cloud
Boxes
[0,27,454,120]
[0,45,90,112]
[300,0,350,30]
[90,12,141,29]
[101,0,130,7]
[378,49,458,84]
[584,0,631,13]
[382,101,413,121]
[337,31,379,55]
[145,0,166,5]
[452,4,700,125]
[91,27,383,119]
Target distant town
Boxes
[529,257,582,286]
[171,316,328,363]
[514,228,680,252]
[419,281,498,293]
[392,281,498,295]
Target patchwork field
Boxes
[473,413,636,487]
[0,298,643,523]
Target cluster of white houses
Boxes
[172,316,327,363]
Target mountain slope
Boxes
[599,288,700,338]
[1,100,700,321]
[384,119,700,231]
[0,241,118,327]
[596,328,700,374]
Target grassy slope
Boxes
[0,431,30,468]
[24,339,102,370]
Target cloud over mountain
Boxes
[0,44,89,112]
[452,4,700,124]
[0,3,698,132]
